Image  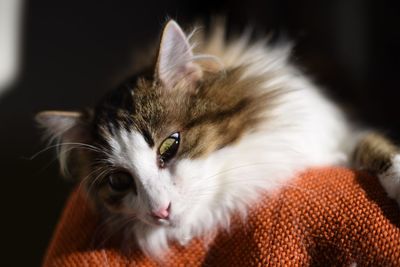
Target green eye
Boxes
[158,132,180,167]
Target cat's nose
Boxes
[151,202,171,220]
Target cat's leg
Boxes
[351,132,400,205]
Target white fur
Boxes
[104,28,353,258]
[378,154,400,205]
[107,130,172,215]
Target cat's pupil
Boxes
[158,132,180,167]
[108,171,134,192]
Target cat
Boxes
[36,19,400,258]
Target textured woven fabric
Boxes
[43,168,400,266]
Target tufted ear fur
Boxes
[155,20,202,89]
[35,111,90,177]
[36,111,82,139]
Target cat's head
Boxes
[36,20,264,230]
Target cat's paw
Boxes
[378,154,400,206]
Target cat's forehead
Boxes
[92,68,268,159]
[92,78,183,144]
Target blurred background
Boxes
[1,0,399,265]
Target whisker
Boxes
[30,144,101,175]
[77,166,108,197]
[90,214,122,248]
[27,142,104,160]
[85,168,112,196]
[95,214,138,249]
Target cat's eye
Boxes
[158,132,180,167]
[108,171,134,192]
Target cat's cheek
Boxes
[103,197,124,213]
[169,199,188,225]
[157,203,180,227]
[101,193,136,215]
[167,215,180,228]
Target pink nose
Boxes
[151,202,171,220]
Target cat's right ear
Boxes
[35,111,84,142]
[35,111,90,175]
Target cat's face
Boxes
[89,77,226,227]
[36,21,264,229]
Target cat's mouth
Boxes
[142,214,173,227]
[152,217,171,226]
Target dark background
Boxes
[1,0,399,265]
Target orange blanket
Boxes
[43,168,400,266]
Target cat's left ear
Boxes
[155,20,202,89]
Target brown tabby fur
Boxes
[353,133,399,173]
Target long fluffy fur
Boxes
[122,24,350,258]
[37,21,400,260]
